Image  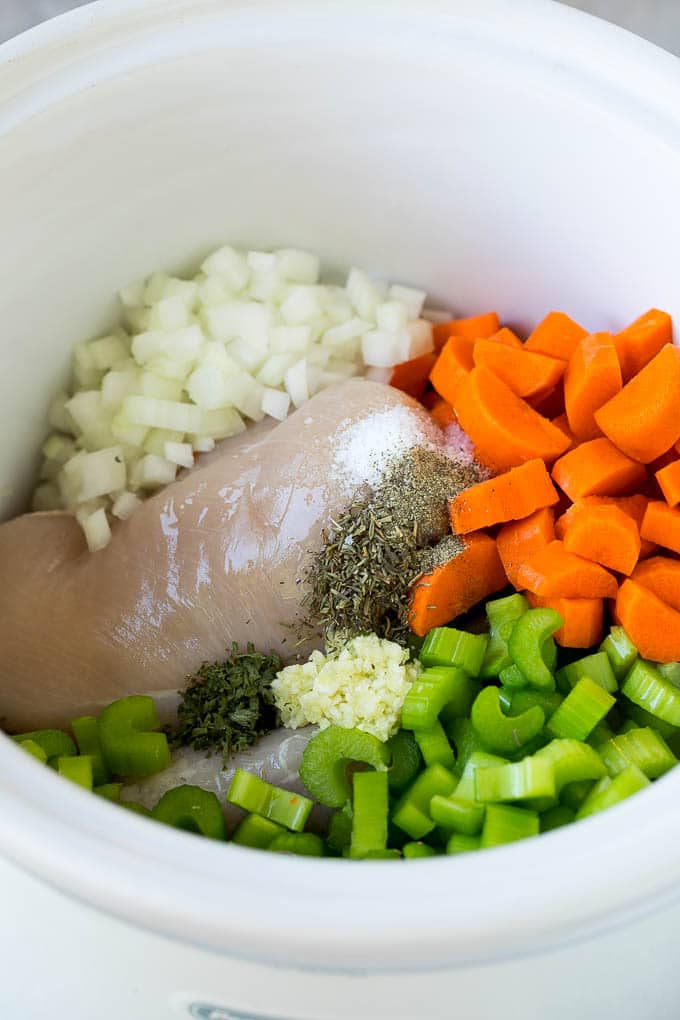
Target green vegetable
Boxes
[560,779,596,811]
[534,739,606,794]
[419,627,488,675]
[597,727,676,779]
[97,696,170,778]
[480,804,539,847]
[413,721,455,769]
[401,666,466,730]
[499,688,564,720]
[120,800,151,816]
[546,678,616,741]
[151,784,226,839]
[600,627,637,681]
[480,594,530,679]
[174,643,281,762]
[226,769,312,831]
[470,686,545,755]
[446,833,482,854]
[327,804,353,851]
[57,755,93,790]
[659,662,680,688]
[71,715,110,785]
[540,805,575,832]
[17,739,47,763]
[556,651,617,695]
[350,769,389,858]
[386,731,422,792]
[475,757,556,804]
[13,729,76,762]
[391,764,457,839]
[299,726,390,807]
[94,783,122,802]
[403,841,437,858]
[270,833,326,856]
[498,664,529,690]
[622,659,680,727]
[507,608,562,690]
[576,765,649,820]
[232,814,285,849]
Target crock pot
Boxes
[2,1,680,1017]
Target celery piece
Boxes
[151,784,227,839]
[600,627,638,682]
[430,794,486,836]
[97,695,170,778]
[327,804,353,851]
[419,627,489,675]
[439,673,480,729]
[71,715,110,786]
[227,769,313,831]
[57,755,93,790]
[586,720,616,748]
[576,765,649,820]
[471,686,545,755]
[391,764,457,839]
[560,779,596,811]
[598,727,677,779]
[623,702,679,741]
[350,769,389,858]
[659,662,680,689]
[480,804,539,847]
[534,738,606,794]
[547,678,616,741]
[232,814,285,849]
[299,726,389,807]
[507,608,562,690]
[401,667,467,730]
[13,729,76,761]
[540,805,576,832]
[386,731,422,792]
[446,833,481,854]
[17,739,47,764]
[94,782,122,802]
[475,758,556,804]
[556,652,617,695]
[502,688,564,720]
[622,659,680,727]
[414,720,455,769]
[270,833,326,856]
[498,664,530,690]
[403,841,437,858]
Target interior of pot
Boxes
[2,0,680,971]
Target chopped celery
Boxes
[659,662,680,689]
[576,765,649,819]
[439,673,480,728]
[598,727,677,779]
[540,805,576,832]
[534,739,606,794]
[94,782,122,801]
[501,688,564,720]
[475,757,556,804]
[57,755,93,790]
[419,627,488,675]
[13,729,76,762]
[327,804,353,851]
[413,720,455,769]
[600,626,637,681]
[486,593,531,632]
[480,804,539,847]
[401,667,466,730]
[151,784,226,839]
[547,678,616,741]
[446,833,481,854]
[586,720,616,748]
[350,769,389,858]
[623,702,679,741]
[622,660,680,727]
[97,695,170,778]
[270,833,326,856]
[498,664,529,690]
[560,779,596,811]
[17,739,47,763]
[556,652,617,695]
[227,769,313,831]
[71,715,110,785]
[471,686,545,755]
[386,731,422,792]
[508,608,562,690]
[403,841,437,858]
[299,726,389,807]
[430,793,485,835]
[391,764,457,839]
[232,814,285,849]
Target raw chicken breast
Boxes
[0,380,443,731]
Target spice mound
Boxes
[301,446,482,643]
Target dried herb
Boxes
[173,643,282,762]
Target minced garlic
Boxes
[271,634,421,742]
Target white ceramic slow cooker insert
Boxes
[2,2,680,1017]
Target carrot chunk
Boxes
[561,503,641,575]
[525,311,588,361]
[450,460,558,535]
[655,459,680,508]
[472,341,565,400]
[594,344,680,464]
[632,556,680,612]
[432,312,500,351]
[551,413,575,450]
[497,508,555,588]
[552,437,646,501]
[430,336,475,404]
[615,579,680,662]
[408,532,507,636]
[527,593,603,648]
[389,352,437,400]
[488,327,523,350]
[614,308,673,382]
[640,500,680,556]
[516,541,617,599]
[430,398,456,429]
[564,332,622,442]
[452,367,570,472]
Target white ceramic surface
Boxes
[2,1,680,1016]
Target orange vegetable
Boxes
[552,413,575,450]
[472,340,565,400]
[615,579,680,663]
[430,398,456,429]
[389,352,438,400]
[488,327,523,350]
[594,344,680,464]
[516,541,618,599]
[525,311,588,361]
[655,459,680,507]
[429,336,475,404]
[564,332,622,442]
[614,308,673,382]
[640,500,680,556]
[552,438,647,501]
[432,312,500,351]
[554,494,648,539]
[527,593,604,648]
[632,556,680,612]
[452,366,570,472]
[497,507,555,587]
[561,503,641,575]
[408,532,507,636]
[450,459,558,535]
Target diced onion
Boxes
[164,441,195,469]
[261,387,291,421]
[284,358,309,407]
[388,284,426,320]
[80,507,111,553]
[111,490,142,520]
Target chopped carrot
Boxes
[432,312,500,351]
[408,532,507,636]
[527,593,604,648]
[552,437,647,501]
[430,336,475,404]
[389,352,437,400]
[530,385,565,419]
[564,332,621,442]
[472,341,565,400]
[525,311,588,361]
[561,503,641,575]
[552,413,575,451]
[554,494,648,539]
[655,459,680,507]
[516,541,618,598]
[452,366,570,472]
[632,556,680,613]
[497,508,555,587]
[488,327,523,350]
[615,579,680,662]
[594,344,680,464]
[640,500,680,556]
[614,308,673,382]
[430,398,456,429]
[450,459,558,535]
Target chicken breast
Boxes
[0,380,443,731]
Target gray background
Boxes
[1,0,680,54]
